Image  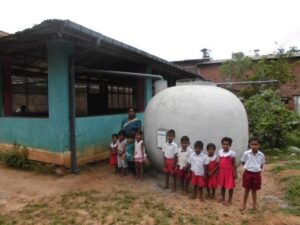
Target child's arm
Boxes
[141,141,145,159]
[232,157,237,179]
[204,164,208,178]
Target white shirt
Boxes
[218,149,236,159]
[241,149,265,172]
[176,147,193,169]
[162,141,178,159]
[207,154,218,162]
[116,139,127,155]
[187,152,209,176]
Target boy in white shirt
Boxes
[175,136,193,193]
[240,137,265,211]
[187,141,209,201]
[162,129,178,190]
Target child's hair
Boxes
[167,129,175,136]
[206,143,216,150]
[181,135,190,142]
[127,134,135,139]
[135,130,143,136]
[194,141,203,149]
[112,133,118,138]
[118,130,126,137]
[249,136,260,144]
[221,137,232,145]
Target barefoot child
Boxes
[206,143,218,199]
[175,136,193,193]
[116,131,127,176]
[240,137,265,211]
[218,137,237,206]
[134,131,145,181]
[162,129,178,190]
[109,133,118,173]
[187,141,209,201]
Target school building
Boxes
[0,20,201,172]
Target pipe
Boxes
[216,80,278,85]
[75,68,164,80]
[69,56,80,174]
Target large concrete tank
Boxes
[144,85,248,171]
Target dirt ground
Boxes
[0,162,299,225]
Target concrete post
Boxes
[144,67,152,108]
[0,56,3,116]
[47,40,73,150]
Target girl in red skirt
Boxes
[109,133,118,173]
[206,143,218,199]
[240,137,265,211]
[218,137,237,206]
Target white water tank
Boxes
[144,85,248,171]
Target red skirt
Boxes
[164,158,176,175]
[176,167,191,181]
[242,170,261,190]
[219,168,235,189]
[109,152,118,166]
[191,172,206,187]
[207,173,218,188]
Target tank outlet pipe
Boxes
[216,80,278,85]
[74,68,164,80]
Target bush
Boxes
[1,144,32,169]
[245,90,300,149]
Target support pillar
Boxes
[144,67,153,109]
[3,57,13,116]
[0,56,3,116]
[47,40,73,151]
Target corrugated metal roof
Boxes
[1,19,202,79]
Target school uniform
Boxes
[207,154,218,188]
[162,141,178,174]
[176,147,193,180]
[241,149,265,190]
[109,142,118,166]
[187,152,209,187]
[134,140,145,163]
[218,149,236,189]
[117,139,127,168]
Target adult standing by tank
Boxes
[121,107,142,136]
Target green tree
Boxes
[219,47,297,98]
[244,89,300,149]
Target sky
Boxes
[1,0,300,61]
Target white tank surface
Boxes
[144,85,248,171]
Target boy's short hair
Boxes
[112,133,118,138]
[206,143,216,150]
[221,137,232,145]
[118,130,126,137]
[180,135,190,142]
[167,129,175,136]
[249,136,260,144]
[194,141,203,149]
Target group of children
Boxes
[109,130,145,180]
[161,129,265,210]
[109,128,265,210]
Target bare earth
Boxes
[0,163,299,225]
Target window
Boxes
[11,74,48,117]
[75,77,137,116]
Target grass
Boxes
[0,190,227,225]
[283,177,300,216]
[271,161,300,173]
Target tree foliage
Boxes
[244,90,300,149]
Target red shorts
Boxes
[191,172,206,188]
[242,170,261,190]
[164,158,176,175]
[176,167,191,181]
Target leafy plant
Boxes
[2,143,32,169]
[244,90,300,149]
